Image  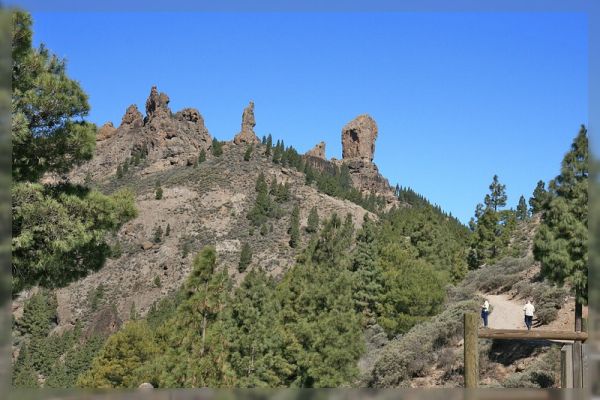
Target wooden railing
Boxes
[463,312,586,389]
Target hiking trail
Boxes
[481,293,524,330]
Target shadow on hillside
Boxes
[487,339,555,365]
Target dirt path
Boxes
[480,293,524,330]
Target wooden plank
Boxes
[478,328,588,341]
[464,313,479,388]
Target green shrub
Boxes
[88,284,106,312]
[502,347,560,388]
[370,299,479,387]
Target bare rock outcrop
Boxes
[306,141,326,159]
[96,122,117,141]
[121,104,143,128]
[233,101,260,145]
[336,114,396,207]
[341,114,378,162]
[145,85,171,122]
[71,86,212,181]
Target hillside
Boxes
[15,86,405,333]
[365,216,577,388]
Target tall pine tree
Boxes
[534,125,588,306]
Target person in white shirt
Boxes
[481,299,490,328]
[523,300,535,330]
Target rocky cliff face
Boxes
[233,101,260,145]
[72,86,212,182]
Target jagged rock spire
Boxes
[145,85,171,122]
[233,101,260,145]
[120,104,143,128]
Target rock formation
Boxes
[306,141,326,159]
[233,101,260,145]
[145,85,171,122]
[96,122,117,141]
[120,105,143,128]
[71,86,212,181]
[337,114,396,205]
[341,114,378,162]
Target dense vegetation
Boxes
[11,11,136,293]
[533,125,588,305]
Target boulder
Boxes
[306,141,326,159]
[341,114,378,162]
[233,101,260,145]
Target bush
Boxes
[513,281,568,325]
[502,346,560,388]
[370,299,480,387]
[463,256,533,294]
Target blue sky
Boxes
[30,12,588,223]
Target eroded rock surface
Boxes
[341,114,378,162]
[233,101,260,145]
[72,86,212,181]
[306,141,326,159]
[121,105,144,128]
[96,122,117,141]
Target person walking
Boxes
[523,299,535,330]
[481,299,490,328]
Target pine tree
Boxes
[272,140,282,163]
[155,181,163,200]
[351,217,384,319]
[116,165,123,179]
[485,175,507,211]
[12,11,96,182]
[306,206,319,233]
[153,225,163,244]
[288,205,300,248]
[150,247,234,387]
[529,180,550,214]
[198,149,206,164]
[12,344,38,388]
[265,134,272,156]
[247,173,273,226]
[11,12,137,292]
[77,321,159,388]
[516,195,529,221]
[165,224,171,236]
[211,138,223,157]
[261,135,266,145]
[238,243,252,273]
[534,125,588,305]
[277,214,363,386]
[243,145,253,161]
[225,270,292,387]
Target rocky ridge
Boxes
[41,89,402,336]
[72,86,212,182]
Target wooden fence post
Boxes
[464,312,479,388]
[561,344,573,388]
